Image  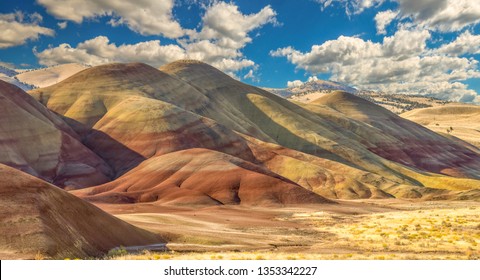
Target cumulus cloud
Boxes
[35,36,186,67]
[181,2,277,74]
[0,11,54,48]
[192,2,278,49]
[287,80,303,88]
[375,10,398,34]
[395,0,480,32]
[34,2,277,76]
[271,28,480,102]
[37,0,184,38]
[435,31,480,56]
[320,0,480,33]
[287,76,319,88]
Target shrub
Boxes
[107,246,128,258]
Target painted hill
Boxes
[0,80,112,189]
[0,164,163,259]
[30,62,327,204]
[307,91,480,179]
[29,61,480,201]
[74,148,329,206]
[16,63,89,88]
[402,104,480,148]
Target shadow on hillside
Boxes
[60,115,146,178]
[242,88,427,186]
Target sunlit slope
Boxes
[241,132,480,199]
[74,148,329,206]
[29,61,480,200]
[162,61,480,180]
[91,96,261,175]
[29,62,400,199]
[0,80,112,189]
[16,63,89,88]
[30,64,257,176]
[30,63,329,203]
[0,164,163,259]
[308,91,480,179]
[401,104,480,149]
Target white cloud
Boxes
[243,69,260,82]
[35,36,186,67]
[382,28,430,57]
[435,31,480,56]
[57,21,67,29]
[271,28,480,102]
[395,0,480,32]
[287,76,319,88]
[181,2,277,74]
[243,69,255,79]
[375,10,398,34]
[321,0,480,33]
[0,12,54,48]
[34,2,277,77]
[37,0,184,38]
[310,0,480,102]
[287,80,303,88]
[193,2,277,49]
[315,0,385,16]
[0,61,16,69]
[210,58,255,75]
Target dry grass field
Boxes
[100,200,480,260]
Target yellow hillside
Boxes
[402,104,480,148]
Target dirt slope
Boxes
[0,164,164,259]
[0,80,112,189]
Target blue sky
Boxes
[1,0,479,102]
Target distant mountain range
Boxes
[0,63,89,90]
[0,65,33,91]
[264,78,454,114]
[264,79,357,97]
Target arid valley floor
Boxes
[100,200,480,260]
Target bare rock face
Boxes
[0,80,112,189]
[0,164,163,259]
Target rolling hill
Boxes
[29,60,480,201]
[0,80,112,189]
[16,63,89,88]
[0,164,163,259]
[0,66,33,91]
[402,104,480,148]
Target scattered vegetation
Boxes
[106,246,128,258]
[109,203,480,260]
[357,92,451,114]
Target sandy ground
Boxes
[95,200,480,260]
